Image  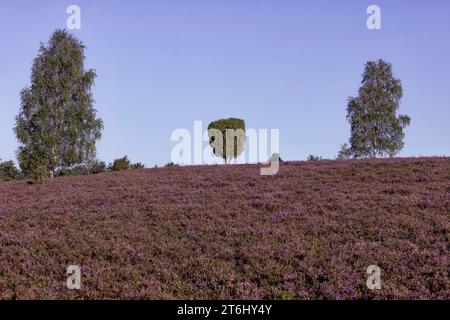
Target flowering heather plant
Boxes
[0,157,448,299]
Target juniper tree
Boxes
[208,118,246,164]
[14,30,103,178]
[343,59,410,158]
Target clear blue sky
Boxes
[1,0,449,166]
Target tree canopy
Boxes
[342,59,410,158]
[208,118,246,164]
[14,29,103,178]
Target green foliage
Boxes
[343,60,411,158]
[208,118,246,164]
[56,158,140,175]
[14,29,103,178]
[130,162,145,170]
[55,160,106,176]
[54,168,69,177]
[307,155,323,161]
[90,160,107,174]
[164,162,178,168]
[0,160,22,181]
[56,165,87,177]
[109,156,131,171]
[32,165,50,184]
[337,144,353,160]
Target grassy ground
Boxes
[0,157,448,299]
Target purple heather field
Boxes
[0,157,449,299]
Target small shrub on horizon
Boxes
[109,156,131,171]
[165,162,179,168]
[308,155,323,161]
[90,160,107,174]
[108,157,144,171]
[131,162,145,170]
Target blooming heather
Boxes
[0,157,448,299]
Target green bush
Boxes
[55,167,71,177]
[56,165,88,176]
[308,155,323,161]
[56,160,107,176]
[0,160,22,181]
[90,161,107,174]
[165,162,178,168]
[109,156,131,171]
[131,162,145,169]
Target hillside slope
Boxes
[0,158,449,299]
